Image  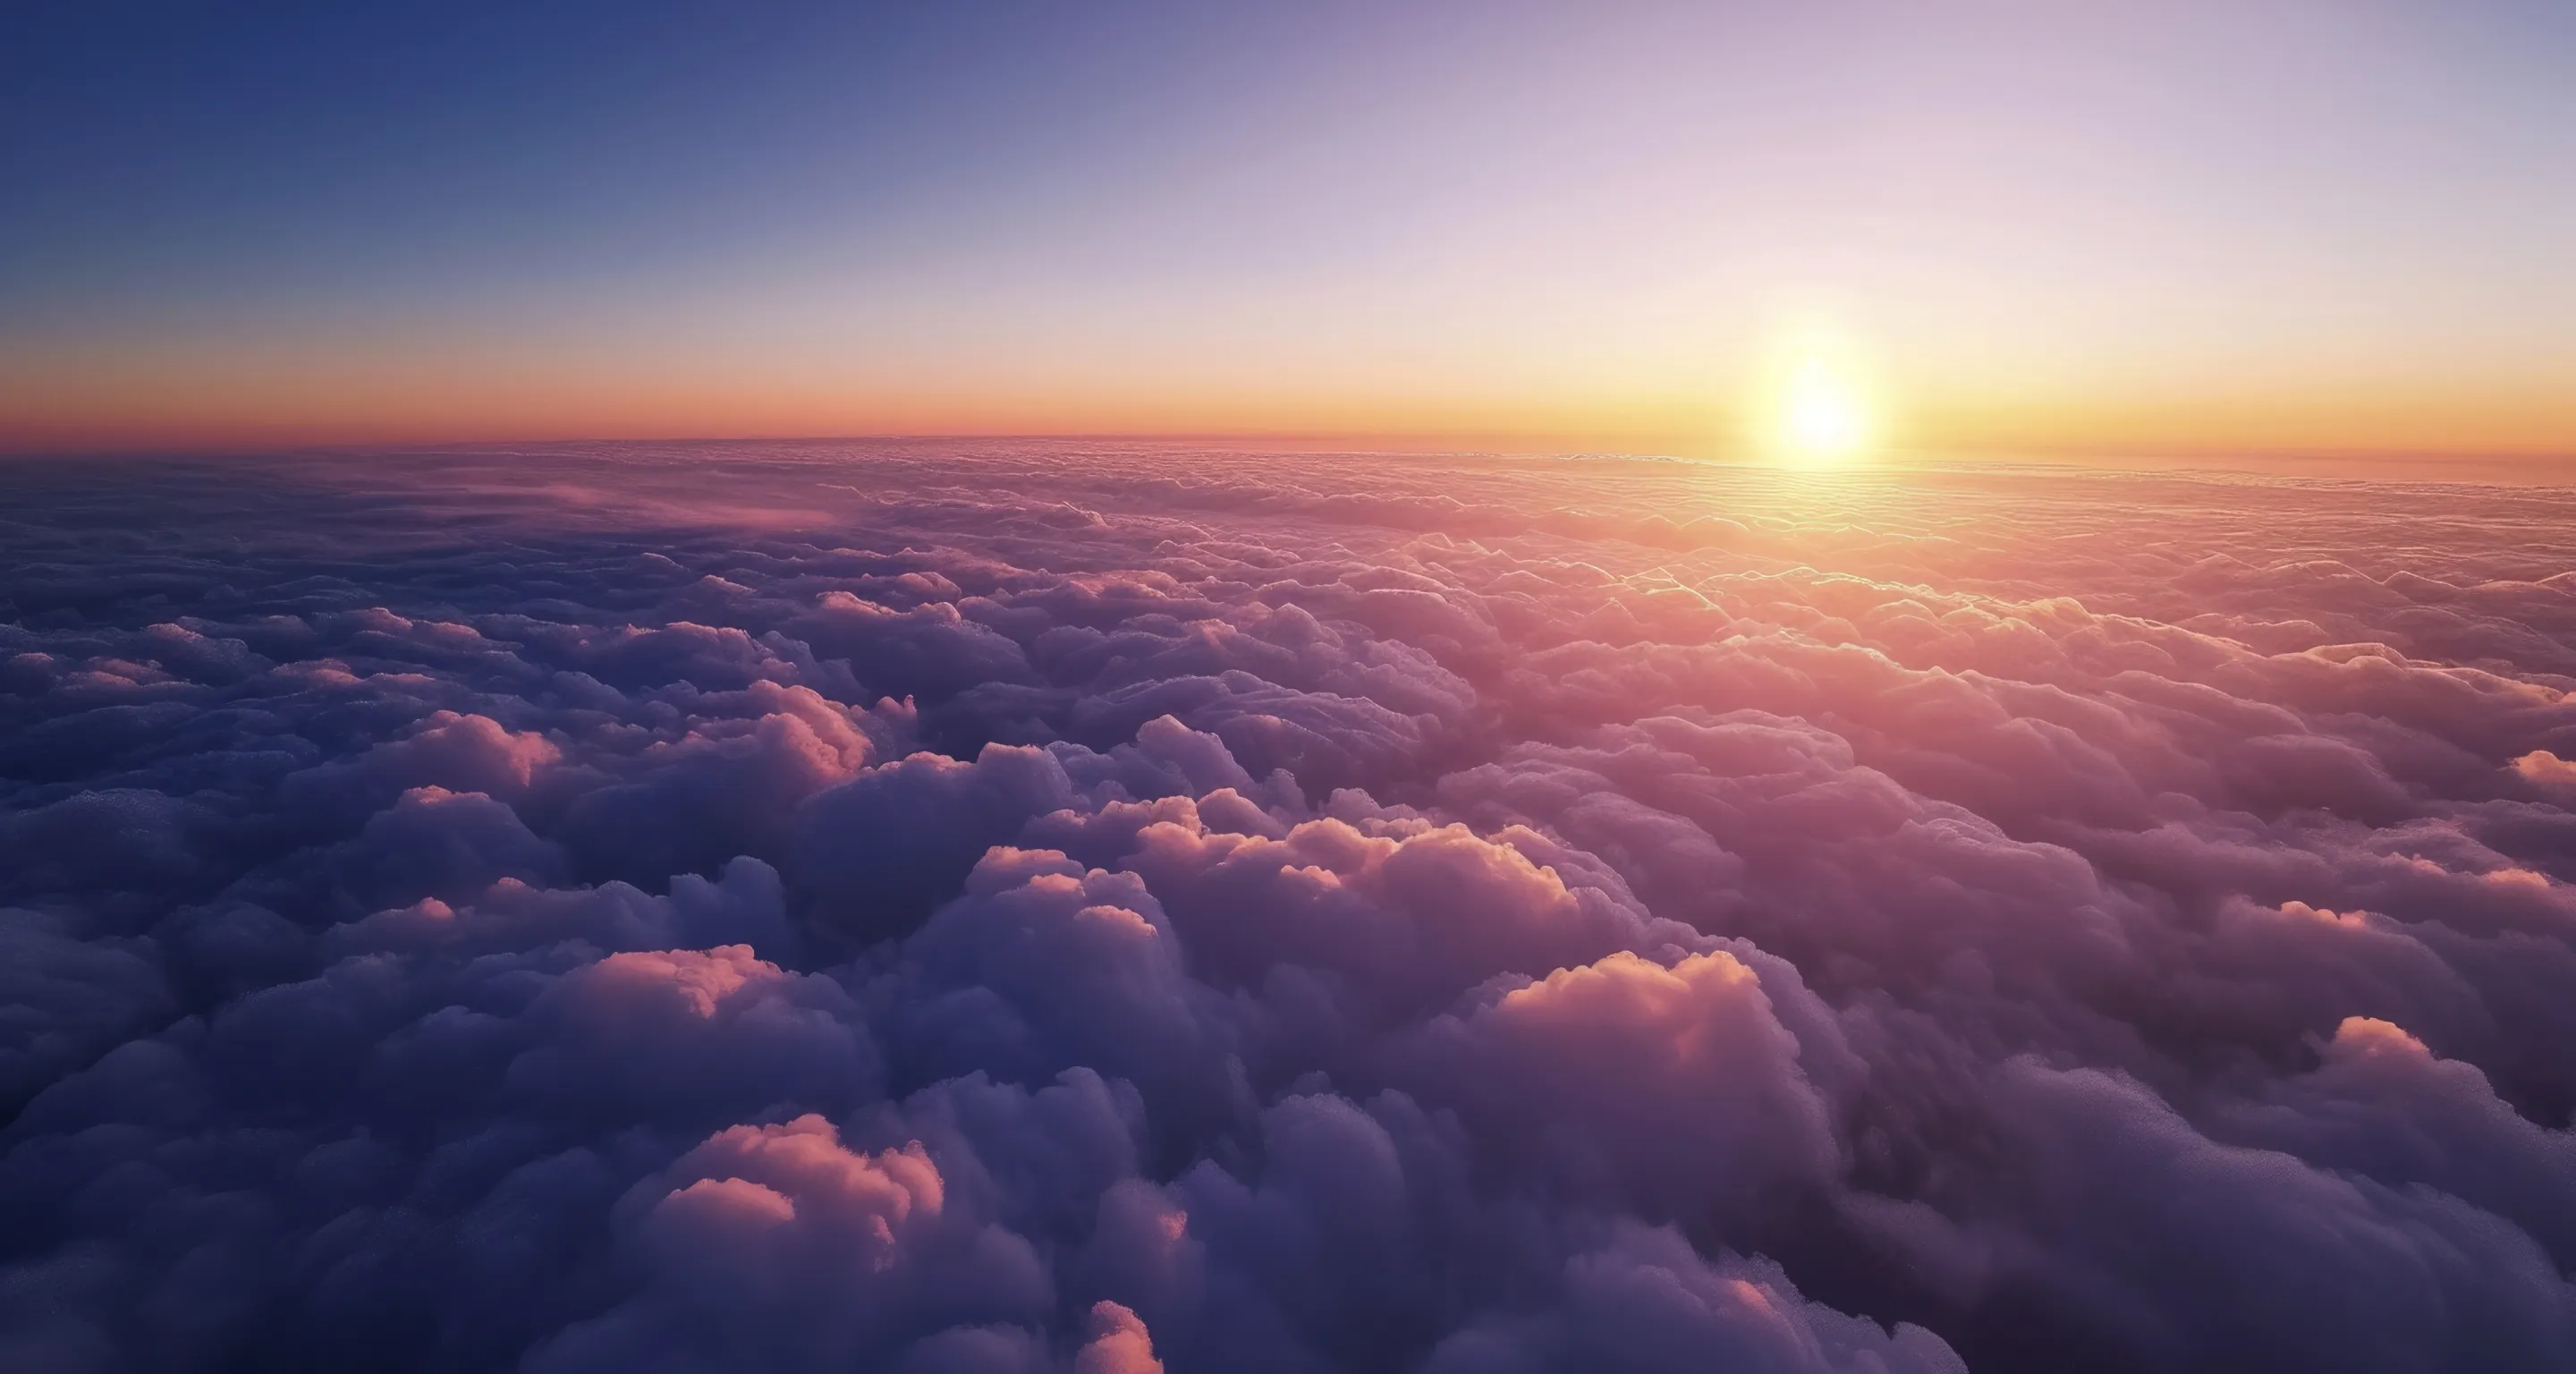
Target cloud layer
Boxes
[5,441,2576,1372]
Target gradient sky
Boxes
[4,0,2573,458]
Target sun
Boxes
[1770,354,1877,466]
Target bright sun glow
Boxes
[1772,356,1877,466]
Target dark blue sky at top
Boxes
[3,2,1416,320]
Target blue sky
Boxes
[6,1,2572,454]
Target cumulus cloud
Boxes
[4,441,2576,1372]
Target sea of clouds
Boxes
[4,440,2576,1374]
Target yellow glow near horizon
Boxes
[1771,355,1877,466]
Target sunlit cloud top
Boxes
[4,0,2572,458]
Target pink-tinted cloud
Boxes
[4,442,2575,1372]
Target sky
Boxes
[4,0,2573,460]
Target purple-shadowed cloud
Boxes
[3,442,2574,1372]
